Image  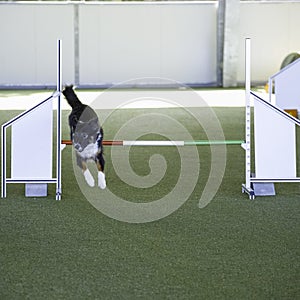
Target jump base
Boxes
[252,182,276,197]
[25,183,47,197]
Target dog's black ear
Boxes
[63,84,74,91]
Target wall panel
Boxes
[0,4,74,86]
[79,3,217,86]
[1,2,300,87]
[237,2,300,84]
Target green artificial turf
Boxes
[0,106,299,299]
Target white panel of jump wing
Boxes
[254,98,296,179]
[274,59,300,111]
[11,100,53,179]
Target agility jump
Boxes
[242,38,300,199]
[4,38,298,201]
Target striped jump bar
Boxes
[61,140,243,146]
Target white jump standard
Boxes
[1,40,63,200]
[242,38,300,199]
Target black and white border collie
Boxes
[62,85,106,189]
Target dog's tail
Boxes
[62,85,83,109]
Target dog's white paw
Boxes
[83,169,95,187]
[98,171,106,189]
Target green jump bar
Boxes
[184,140,244,146]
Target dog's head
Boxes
[72,117,101,153]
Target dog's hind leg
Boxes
[76,153,95,187]
[96,153,106,189]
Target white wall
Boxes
[0,2,300,87]
[79,3,217,86]
[237,1,300,84]
[0,3,74,86]
[0,2,217,87]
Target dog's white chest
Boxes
[78,143,98,159]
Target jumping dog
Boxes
[62,85,106,189]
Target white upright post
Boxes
[56,39,62,200]
[1,125,7,198]
[242,38,254,199]
[245,38,251,189]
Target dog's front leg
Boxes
[96,154,106,189]
[77,154,95,187]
